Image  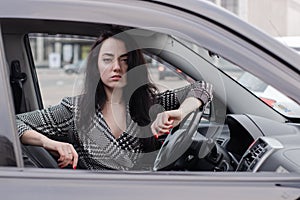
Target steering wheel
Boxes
[153,109,203,171]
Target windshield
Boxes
[176,36,300,118]
[216,56,300,118]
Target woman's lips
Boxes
[111,75,122,81]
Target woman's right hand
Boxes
[42,138,78,169]
[20,130,78,169]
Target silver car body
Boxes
[0,0,300,199]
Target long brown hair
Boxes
[78,27,157,129]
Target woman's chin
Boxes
[110,82,127,89]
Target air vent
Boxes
[236,137,277,172]
[244,138,268,170]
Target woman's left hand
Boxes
[151,109,183,138]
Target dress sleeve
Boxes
[155,81,213,111]
[16,97,76,140]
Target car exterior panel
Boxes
[0,0,300,199]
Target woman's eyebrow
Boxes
[102,53,114,57]
[102,53,127,57]
[119,53,128,58]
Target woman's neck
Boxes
[105,100,124,105]
[104,86,124,105]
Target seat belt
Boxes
[10,60,27,114]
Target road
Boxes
[36,68,188,107]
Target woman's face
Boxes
[98,37,128,90]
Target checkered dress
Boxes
[16,81,212,170]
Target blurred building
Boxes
[208,0,300,37]
[29,34,95,68]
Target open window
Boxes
[28,33,96,107]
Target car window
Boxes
[13,25,298,171]
[27,31,300,120]
[28,33,196,108]
[219,59,300,118]
[178,37,300,118]
[22,30,214,169]
[28,33,95,107]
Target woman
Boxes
[16,28,213,170]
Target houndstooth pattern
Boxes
[16,81,212,170]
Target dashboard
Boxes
[225,114,300,173]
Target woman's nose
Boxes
[112,60,121,71]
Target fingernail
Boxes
[166,131,170,135]
[154,134,158,139]
[170,125,173,128]
[73,166,77,170]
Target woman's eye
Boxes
[103,58,112,63]
[120,58,128,63]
